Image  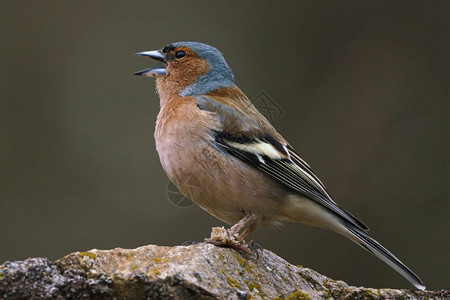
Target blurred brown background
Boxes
[1,1,448,290]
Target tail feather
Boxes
[280,195,425,289]
[346,226,425,290]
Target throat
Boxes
[156,77,181,106]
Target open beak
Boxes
[134,50,167,77]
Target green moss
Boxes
[235,255,248,268]
[245,280,262,294]
[285,290,311,300]
[0,273,3,280]
[152,269,161,275]
[322,279,329,289]
[322,280,332,297]
[154,257,161,263]
[235,254,256,274]
[218,252,225,260]
[219,269,241,288]
[80,251,96,259]
[226,276,240,288]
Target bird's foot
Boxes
[248,240,262,251]
[205,226,251,254]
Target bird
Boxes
[134,41,425,290]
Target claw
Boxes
[181,241,201,246]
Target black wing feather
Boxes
[215,133,369,232]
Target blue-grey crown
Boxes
[171,42,236,96]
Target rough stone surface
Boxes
[0,244,447,299]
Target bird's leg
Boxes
[228,213,254,238]
[205,213,257,253]
[234,215,257,242]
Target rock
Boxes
[0,244,446,299]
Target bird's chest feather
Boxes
[154,98,221,190]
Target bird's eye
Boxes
[175,50,186,59]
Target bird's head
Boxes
[135,42,235,97]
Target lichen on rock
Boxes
[0,244,445,299]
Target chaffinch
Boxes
[135,41,425,290]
